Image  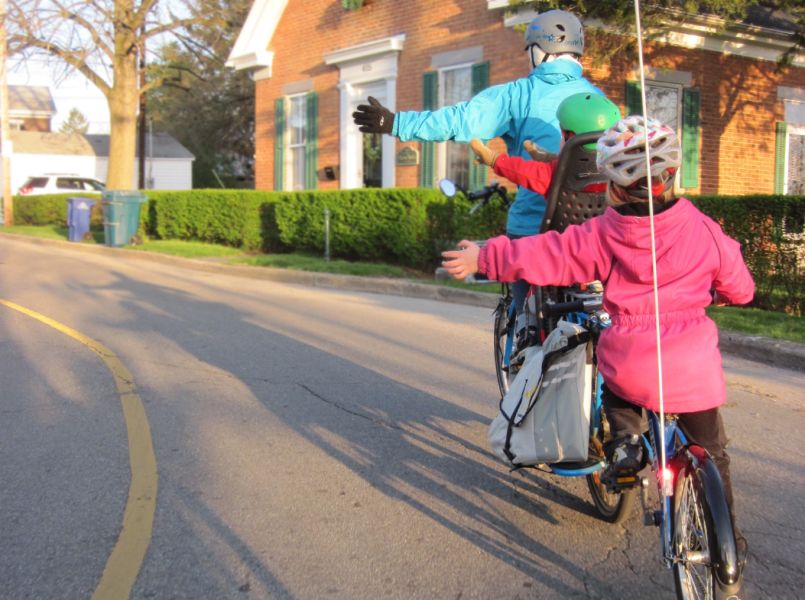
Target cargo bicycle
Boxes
[442,130,744,598]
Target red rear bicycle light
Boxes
[661,466,674,496]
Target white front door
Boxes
[348,81,387,189]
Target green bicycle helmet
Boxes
[557,93,622,149]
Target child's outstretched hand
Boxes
[523,139,558,163]
[469,139,499,167]
[441,240,481,280]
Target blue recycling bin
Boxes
[102,191,147,247]
[66,197,96,242]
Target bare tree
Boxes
[7,0,216,189]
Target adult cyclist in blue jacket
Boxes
[353,10,604,344]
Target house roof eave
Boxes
[494,2,804,68]
[227,0,288,73]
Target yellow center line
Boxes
[0,300,157,600]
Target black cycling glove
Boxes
[352,96,395,134]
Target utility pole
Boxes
[0,0,13,226]
[137,27,146,190]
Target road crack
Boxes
[298,383,403,431]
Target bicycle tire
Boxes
[493,295,515,399]
[672,461,720,600]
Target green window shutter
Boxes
[274,98,285,191]
[775,121,788,194]
[471,61,489,95]
[681,88,701,189]
[305,92,319,189]
[420,71,437,188]
[625,81,642,117]
[469,62,490,190]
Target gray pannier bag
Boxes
[488,320,593,468]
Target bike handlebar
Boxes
[464,182,509,215]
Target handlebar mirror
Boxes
[438,178,457,198]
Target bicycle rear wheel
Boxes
[586,471,635,524]
[672,463,718,599]
[585,400,635,523]
[493,294,515,398]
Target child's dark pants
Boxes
[601,384,735,517]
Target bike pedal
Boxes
[601,472,639,493]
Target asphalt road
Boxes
[0,236,803,600]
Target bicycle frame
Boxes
[643,411,688,566]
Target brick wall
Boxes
[255,0,805,196]
[19,117,51,132]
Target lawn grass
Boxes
[235,253,411,278]
[707,305,804,344]
[3,224,74,241]
[2,225,801,343]
[132,239,245,258]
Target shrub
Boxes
[11,189,802,314]
[273,188,444,269]
[12,193,103,225]
[146,189,281,251]
[691,195,804,315]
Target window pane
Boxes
[447,143,469,189]
[289,96,307,146]
[787,132,805,195]
[363,133,382,188]
[291,147,305,191]
[442,66,472,189]
[443,68,471,106]
[646,84,680,130]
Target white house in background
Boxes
[85,133,194,190]
[3,130,195,193]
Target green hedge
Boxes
[145,189,277,251]
[12,193,104,225]
[690,195,803,315]
[10,189,802,313]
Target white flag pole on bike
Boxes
[632,0,670,513]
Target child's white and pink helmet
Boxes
[596,116,681,195]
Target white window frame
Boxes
[285,93,308,191]
[436,61,474,187]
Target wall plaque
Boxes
[396,146,419,166]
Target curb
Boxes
[2,232,802,373]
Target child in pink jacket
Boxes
[442,116,754,565]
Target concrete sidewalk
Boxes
[2,232,803,372]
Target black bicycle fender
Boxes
[687,445,742,589]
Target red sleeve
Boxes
[492,155,558,196]
[477,218,610,286]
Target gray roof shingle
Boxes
[9,86,56,115]
[9,131,194,159]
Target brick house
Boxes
[228,1,805,197]
[7,86,56,132]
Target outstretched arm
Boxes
[441,240,481,280]
[479,223,608,286]
[469,139,557,196]
[394,82,514,142]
